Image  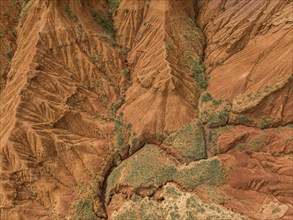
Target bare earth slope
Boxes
[0,0,292,219]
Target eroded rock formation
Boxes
[0,0,292,219]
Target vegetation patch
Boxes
[235,114,252,124]
[260,118,271,129]
[131,137,139,145]
[20,0,32,18]
[176,158,226,189]
[122,146,176,187]
[112,96,125,113]
[122,68,130,81]
[208,111,229,126]
[71,178,100,220]
[110,183,247,220]
[200,98,231,128]
[107,164,123,193]
[71,199,95,220]
[189,57,208,89]
[164,122,206,163]
[114,118,124,150]
[6,51,14,61]
[272,205,281,214]
[106,145,225,200]
[108,0,121,14]
[76,22,84,35]
[235,135,266,153]
[91,9,115,36]
[112,197,163,220]
[213,99,223,106]
[106,145,177,195]
[65,4,77,21]
[201,92,213,102]
[2,69,8,79]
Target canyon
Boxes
[0,0,292,219]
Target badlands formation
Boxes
[0,0,292,219]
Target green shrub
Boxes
[251,140,263,152]
[218,111,228,121]
[112,96,125,113]
[20,0,32,18]
[208,114,217,124]
[76,22,83,35]
[236,144,246,152]
[109,39,119,47]
[2,69,8,79]
[260,118,271,129]
[65,4,77,21]
[91,55,97,63]
[91,9,115,35]
[185,211,197,220]
[201,93,212,102]
[272,205,281,214]
[108,0,121,13]
[208,111,228,125]
[212,99,223,106]
[189,58,208,89]
[126,123,132,130]
[236,114,251,124]
[131,137,139,145]
[6,51,14,61]
[170,212,180,219]
[122,68,130,81]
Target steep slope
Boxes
[198,0,292,126]
[195,0,293,219]
[0,0,292,219]
[1,0,128,218]
[115,0,205,139]
[0,0,23,92]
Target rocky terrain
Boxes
[0,0,292,219]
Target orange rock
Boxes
[0,0,292,219]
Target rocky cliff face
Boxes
[0,0,292,219]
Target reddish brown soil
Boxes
[0,0,292,219]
